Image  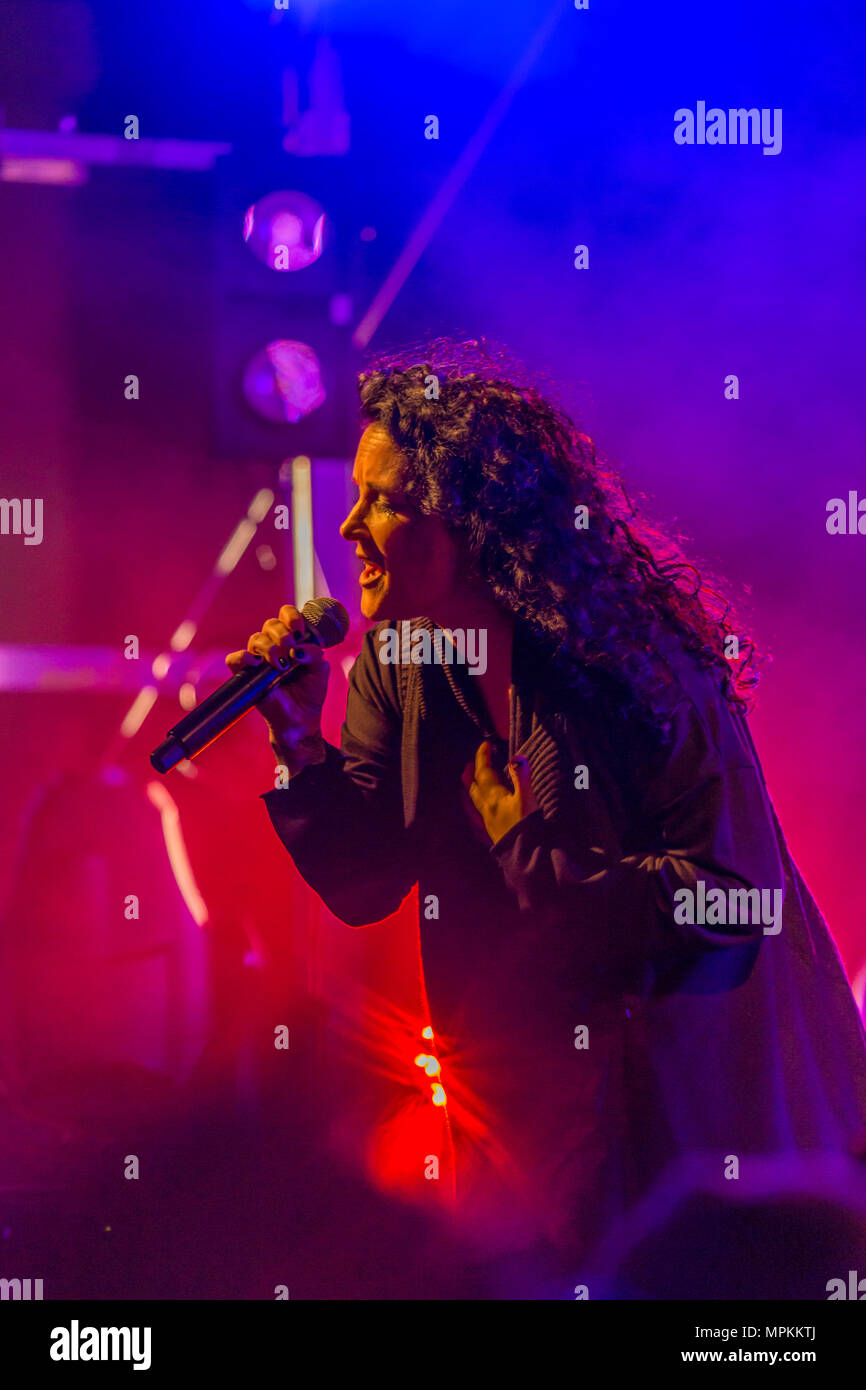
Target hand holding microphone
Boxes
[225,601,332,774]
[150,597,348,775]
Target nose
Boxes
[339,499,365,542]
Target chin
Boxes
[361,582,392,622]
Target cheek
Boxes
[386,522,450,582]
[381,521,416,568]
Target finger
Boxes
[507,754,528,791]
[246,631,272,659]
[261,618,294,668]
[278,604,308,642]
[473,740,500,787]
[247,626,294,668]
[467,780,484,812]
[508,756,537,811]
[262,619,291,643]
[225,648,262,673]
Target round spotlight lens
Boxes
[242,340,326,424]
[243,190,326,272]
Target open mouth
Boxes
[359,558,385,587]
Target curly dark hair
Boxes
[357,336,762,738]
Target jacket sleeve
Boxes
[260,628,418,926]
[489,677,785,970]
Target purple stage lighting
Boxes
[241,339,326,423]
[242,190,326,271]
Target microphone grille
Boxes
[301,596,350,648]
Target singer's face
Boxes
[341,424,459,623]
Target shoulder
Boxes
[611,633,766,822]
[347,620,404,718]
[554,632,762,817]
[652,631,756,771]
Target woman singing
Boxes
[226,339,866,1289]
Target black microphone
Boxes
[150,596,349,774]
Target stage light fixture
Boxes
[241,340,326,424]
[242,190,326,272]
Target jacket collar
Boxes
[397,617,565,830]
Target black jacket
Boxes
[262,617,866,1260]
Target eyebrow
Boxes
[352,477,400,497]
